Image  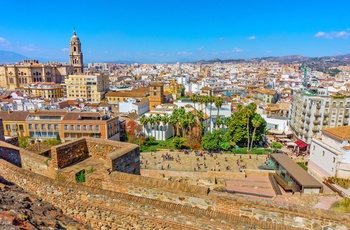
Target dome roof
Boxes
[70,30,80,42]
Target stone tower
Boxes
[149,82,165,109]
[69,30,84,74]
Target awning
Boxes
[286,142,297,146]
[280,138,292,142]
[295,140,307,149]
[284,130,294,136]
[267,129,284,135]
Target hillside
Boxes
[0,51,28,64]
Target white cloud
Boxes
[0,37,11,47]
[177,51,192,56]
[61,48,69,52]
[266,50,272,53]
[18,44,37,52]
[314,31,350,39]
[248,36,256,40]
[232,48,243,52]
[197,47,203,51]
[218,37,225,41]
[212,52,219,55]
[103,51,108,54]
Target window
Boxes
[77,125,80,130]
[9,78,14,83]
[70,125,74,130]
[333,157,336,163]
[83,125,86,130]
[5,124,10,131]
[153,92,157,96]
[35,124,39,130]
[64,125,68,130]
[89,125,93,131]
[29,124,32,130]
[322,151,325,156]
[96,125,100,131]
[19,125,24,132]
[41,124,45,130]
[48,124,52,130]
[55,124,59,130]
[313,145,315,151]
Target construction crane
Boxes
[301,64,308,89]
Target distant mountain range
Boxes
[194,54,350,71]
[1,50,350,68]
[0,51,29,64]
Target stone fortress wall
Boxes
[0,139,349,229]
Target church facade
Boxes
[0,30,84,89]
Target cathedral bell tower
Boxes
[69,29,84,74]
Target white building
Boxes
[309,126,350,179]
[142,104,176,141]
[118,98,149,116]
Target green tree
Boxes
[201,129,227,151]
[271,142,283,149]
[215,96,223,120]
[145,136,156,145]
[249,114,266,151]
[190,93,198,109]
[173,136,185,149]
[140,115,149,136]
[19,136,30,148]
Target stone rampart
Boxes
[0,159,302,230]
[85,138,140,174]
[0,141,50,176]
[51,138,89,169]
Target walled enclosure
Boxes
[0,140,350,229]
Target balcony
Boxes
[305,126,310,131]
[345,113,349,118]
[314,112,322,118]
[302,111,306,115]
[301,117,305,122]
[307,111,311,117]
[306,119,310,124]
[312,127,319,132]
[313,120,320,125]
[303,103,307,108]
[324,113,329,117]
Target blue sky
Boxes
[0,0,350,63]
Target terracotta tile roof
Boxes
[0,111,29,121]
[200,86,212,90]
[322,126,350,141]
[343,145,350,150]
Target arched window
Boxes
[74,46,76,52]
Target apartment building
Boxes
[64,73,109,102]
[289,90,350,144]
[0,110,123,141]
[23,82,63,101]
[0,111,29,137]
[309,126,350,179]
[105,88,149,103]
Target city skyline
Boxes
[1,0,350,63]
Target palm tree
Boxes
[190,94,198,110]
[154,114,162,139]
[148,114,155,137]
[215,96,223,119]
[215,115,223,130]
[140,115,149,136]
[244,103,257,151]
[161,114,170,140]
[187,111,195,134]
[208,95,216,132]
[169,111,178,137]
[249,114,264,151]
